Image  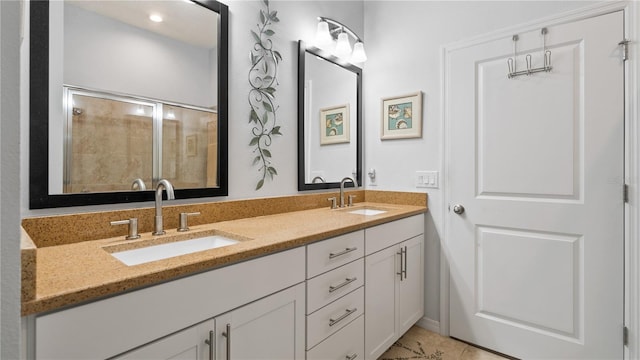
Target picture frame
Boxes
[186,134,197,156]
[320,104,350,145]
[381,91,422,140]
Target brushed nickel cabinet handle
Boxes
[222,323,231,360]
[329,277,357,293]
[397,249,404,281]
[403,245,408,279]
[204,330,214,360]
[329,247,357,259]
[329,308,357,327]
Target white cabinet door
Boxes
[214,283,305,360]
[365,235,424,360]
[112,319,214,360]
[364,245,398,360]
[398,234,424,335]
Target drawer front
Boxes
[365,214,424,255]
[307,259,364,314]
[307,315,364,360]
[307,287,364,349]
[307,230,364,278]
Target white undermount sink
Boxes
[340,206,388,216]
[110,235,239,266]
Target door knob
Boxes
[452,204,465,215]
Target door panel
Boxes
[215,284,305,360]
[112,319,214,360]
[364,245,398,359]
[477,227,580,336]
[447,11,624,359]
[398,235,424,334]
[478,42,582,199]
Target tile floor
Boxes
[378,325,509,360]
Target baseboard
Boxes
[415,317,440,333]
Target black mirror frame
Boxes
[29,0,229,209]
[297,40,362,191]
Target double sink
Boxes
[105,206,389,266]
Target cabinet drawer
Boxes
[365,214,423,255]
[307,287,364,349]
[307,315,364,360]
[307,259,364,314]
[307,230,364,278]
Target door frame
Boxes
[440,1,639,358]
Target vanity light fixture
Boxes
[315,17,367,63]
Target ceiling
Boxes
[67,0,218,48]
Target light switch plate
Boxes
[416,171,439,188]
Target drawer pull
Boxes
[329,247,357,259]
[346,354,358,360]
[329,277,357,293]
[329,308,357,327]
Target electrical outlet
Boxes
[416,171,439,188]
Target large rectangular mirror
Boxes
[297,41,362,190]
[30,0,228,209]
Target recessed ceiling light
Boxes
[149,14,163,23]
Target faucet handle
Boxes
[328,197,338,209]
[110,218,141,240]
[178,212,201,232]
[348,194,357,207]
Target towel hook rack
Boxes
[507,28,552,79]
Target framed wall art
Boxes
[381,91,422,140]
[320,104,350,145]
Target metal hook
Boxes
[525,54,532,74]
[507,58,515,78]
[544,50,551,70]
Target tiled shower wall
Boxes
[68,95,217,193]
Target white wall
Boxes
[1,0,22,358]
[362,0,599,327]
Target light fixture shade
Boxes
[314,21,333,49]
[335,32,352,58]
[351,41,367,63]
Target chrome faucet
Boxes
[131,178,146,191]
[153,179,175,235]
[311,175,326,184]
[339,176,357,208]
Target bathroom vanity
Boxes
[21,192,426,359]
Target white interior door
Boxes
[446,11,624,359]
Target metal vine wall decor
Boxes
[249,0,283,190]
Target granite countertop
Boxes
[22,201,426,316]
